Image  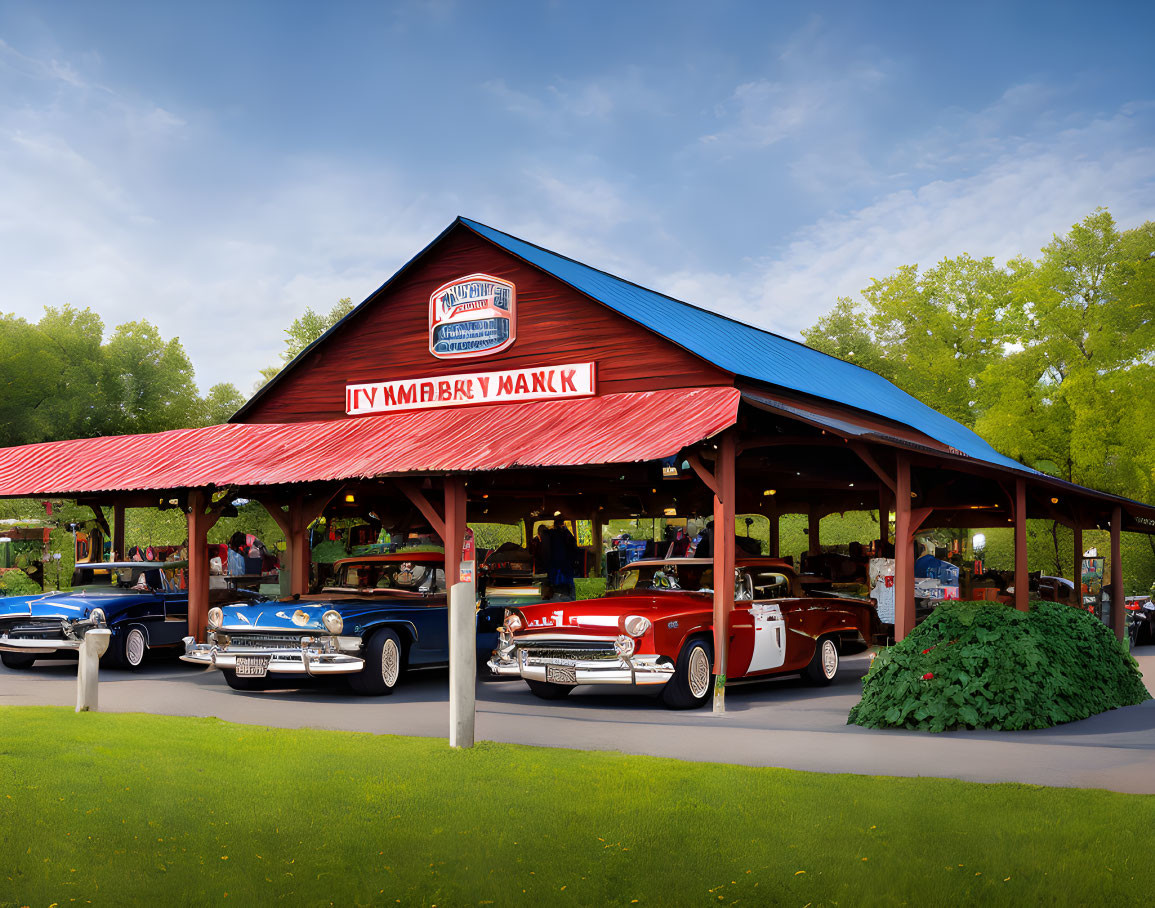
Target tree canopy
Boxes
[803,208,1155,506]
[256,297,354,389]
[0,305,243,446]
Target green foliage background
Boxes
[849,601,1151,732]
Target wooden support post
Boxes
[808,508,821,556]
[894,455,914,641]
[878,488,891,550]
[186,490,223,643]
[257,490,338,601]
[767,507,780,558]
[112,503,126,562]
[711,430,736,716]
[443,477,466,590]
[1110,506,1124,640]
[1073,525,1083,591]
[1014,478,1028,612]
[590,511,603,577]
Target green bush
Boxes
[848,601,1151,732]
[0,568,41,595]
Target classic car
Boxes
[181,552,505,694]
[0,560,256,670]
[488,557,879,709]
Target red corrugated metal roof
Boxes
[0,387,740,497]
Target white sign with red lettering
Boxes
[345,362,596,416]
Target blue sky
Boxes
[1,0,1153,394]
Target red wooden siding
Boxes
[241,225,732,424]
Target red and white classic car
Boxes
[488,557,879,709]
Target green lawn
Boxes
[1,708,1151,906]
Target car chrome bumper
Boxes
[181,638,365,676]
[487,649,674,686]
[0,635,81,654]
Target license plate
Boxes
[545,664,577,685]
[235,655,270,678]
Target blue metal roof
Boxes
[460,217,1033,475]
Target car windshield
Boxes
[325,561,445,595]
[74,562,185,593]
[612,563,792,600]
[614,562,713,592]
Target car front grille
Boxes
[225,633,311,650]
[0,618,67,639]
[520,642,619,665]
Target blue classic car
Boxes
[181,552,505,694]
[0,560,257,670]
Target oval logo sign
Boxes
[429,273,516,359]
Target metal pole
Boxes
[444,476,474,747]
[449,580,476,747]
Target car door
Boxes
[747,602,786,673]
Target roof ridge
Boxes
[456,216,864,374]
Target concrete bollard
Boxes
[75,629,111,713]
[448,580,476,748]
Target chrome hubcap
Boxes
[688,646,711,699]
[822,640,838,678]
[126,629,145,666]
[381,639,400,687]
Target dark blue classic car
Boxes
[0,561,256,670]
[181,552,505,694]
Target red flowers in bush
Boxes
[921,673,935,680]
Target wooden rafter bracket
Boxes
[89,504,111,539]
[909,507,935,537]
[850,443,896,494]
[686,453,719,498]
[395,478,446,539]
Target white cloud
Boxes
[657,104,1155,339]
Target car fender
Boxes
[115,621,151,648]
[359,619,418,654]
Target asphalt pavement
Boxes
[3,647,1154,794]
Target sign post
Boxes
[449,527,476,748]
[75,628,111,713]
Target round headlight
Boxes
[503,610,523,632]
[207,607,223,629]
[614,634,636,657]
[89,607,106,627]
[322,610,343,635]
[622,615,651,638]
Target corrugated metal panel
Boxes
[460,218,1034,475]
[0,387,740,497]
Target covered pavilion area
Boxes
[1,216,1152,722]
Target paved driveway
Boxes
[4,649,1154,794]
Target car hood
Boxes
[513,592,709,634]
[0,592,104,622]
[217,596,436,633]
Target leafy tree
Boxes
[100,320,202,435]
[199,382,247,426]
[975,210,1155,499]
[801,297,894,383]
[803,255,1023,427]
[35,305,110,439]
[0,314,59,446]
[257,297,354,390]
